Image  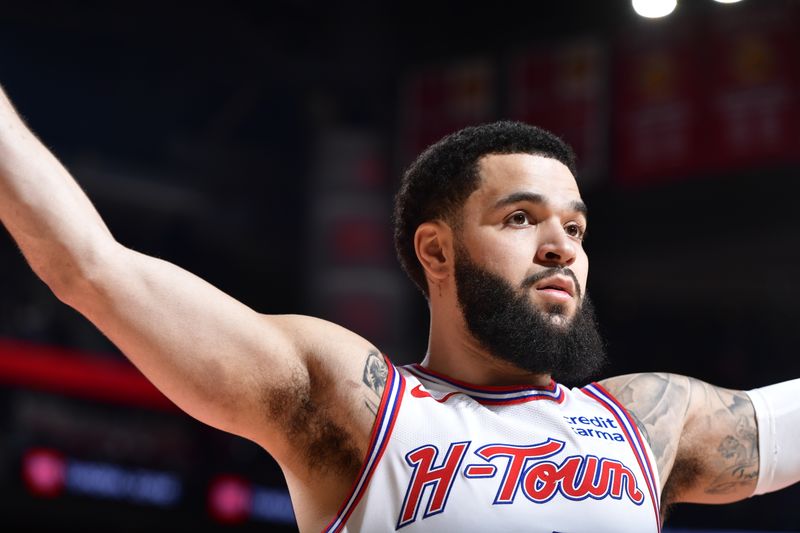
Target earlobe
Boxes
[414,222,451,283]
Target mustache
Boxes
[521,267,583,299]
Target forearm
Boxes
[0,85,114,295]
[0,90,282,437]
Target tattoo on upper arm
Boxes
[693,385,758,497]
[605,374,759,510]
[362,350,388,416]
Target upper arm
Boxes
[600,373,759,507]
[0,85,385,492]
[65,244,382,467]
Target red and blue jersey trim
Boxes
[323,355,406,533]
[581,383,662,532]
[404,364,564,405]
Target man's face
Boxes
[452,153,605,383]
[456,153,589,323]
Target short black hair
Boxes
[393,121,577,297]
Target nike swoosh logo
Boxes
[410,384,459,403]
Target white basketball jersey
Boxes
[324,359,662,533]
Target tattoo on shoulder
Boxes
[627,409,652,444]
[603,373,691,482]
[362,350,388,416]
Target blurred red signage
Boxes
[401,59,495,162]
[22,447,182,507]
[22,448,66,498]
[614,23,705,184]
[0,338,176,411]
[207,474,295,525]
[614,4,800,185]
[331,218,391,264]
[704,6,800,171]
[509,41,608,182]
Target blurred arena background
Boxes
[1,0,799,530]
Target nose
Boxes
[534,219,577,267]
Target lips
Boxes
[534,276,575,298]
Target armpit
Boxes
[263,359,363,479]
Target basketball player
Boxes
[1,85,798,532]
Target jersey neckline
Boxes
[404,363,563,404]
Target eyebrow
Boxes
[493,192,588,218]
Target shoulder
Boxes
[598,373,692,489]
[599,373,692,419]
[599,373,693,432]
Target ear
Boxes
[414,221,453,285]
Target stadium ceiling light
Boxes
[712,0,744,3]
[631,0,678,18]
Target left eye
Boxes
[565,223,585,239]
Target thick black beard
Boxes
[454,248,607,386]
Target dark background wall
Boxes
[1,1,799,530]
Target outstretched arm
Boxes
[0,85,381,474]
[600,373,759,506]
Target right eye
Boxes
[506,211,532,227]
